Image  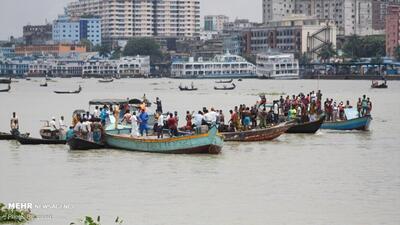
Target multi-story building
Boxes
[263,0,384,36]
[386,5,400,57]
[204,15,229,32]
[23,24,53,45]
[66,0,200,42]
[0,58,30,77]
[15,44,86,57]
[242,15,337,59]
[52,15,102,45]
[372,0,400,30]
[0,47,16,58]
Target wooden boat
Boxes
[0,132,15,140]
[221,123,292,142]
[286,115,326,134]
[25,77,31,81]
[67,137,105,150]
[14,134,66,145]
[179,85,198,91]
[371,82,388,88]
[40,82,48,87]
[238,79,243,81]
[54,85,82,94]
[214,83,236,90]
[105,126,223,154]
[98,78,114,83]
[215,79,233,83]
[0,77,11,84]
[321,116,372,131]
[0,84,10,92]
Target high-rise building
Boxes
[52,15,102,46]
[204,15,229,32]
[66,0,200,42]
[263,0,385,36]
[23,24,53,45]
[372,0,400,30]
[386,5,400,57]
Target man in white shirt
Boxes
[193,111,204,134]
[93,106,100,118]
[49,117,57,131]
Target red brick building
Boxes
[386,5,400,57]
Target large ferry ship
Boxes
[171,52,256,78]
[256,53,299,79]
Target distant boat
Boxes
[238,79,243,82]
[0,77,11,84]
[215,79,233,83]
[67,137,105,150]
[105,126,223,154]
[99,78,114,83]
[54,85,82,94]
[371,81,387,88]
[179,84,198,91]
[214,83,236,90]
[40,82,48,87]
[13,133,66,145]
[221,123,292,142]
[0,84,11,92]
[25,77,31,81]
[321,116,372,131]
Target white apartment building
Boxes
[256,53,299,79]
[67,0,200,41]
[263,0,384,36]
[204,15,229,32]
[83,56,150,77]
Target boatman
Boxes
[154,97,163,113]
[10,112,19,131]
[138,108,149,136]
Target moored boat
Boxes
[286,115,325,134]
[67,137,105,150]
[221,123,292,142]
[54,85,82,94]
[14,134,66,145]
[321,116,372,131]
[0,84,11,92]
[0,77,11,84]
[371,82,387,88]
[105,126,223,154]
[214,83,236,90]
[215,79,233,83]
[40,82,48,87]
[0,132,15,140]
[98,78,114,83]
[179,85,198,91]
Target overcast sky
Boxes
[0,0,261,40]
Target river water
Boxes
[0,78,399,225]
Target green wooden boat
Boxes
[105,126,223,154]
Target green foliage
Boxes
[394,45,400,61]
[0,203,34,224]
[80,39,94,52]
[110,46,122,60]
[123,37,163,64]
[298,52,311,65]
[93,44,111,58]
[71,216,123,225]
[342,35,385,60]
[319,43,337,62]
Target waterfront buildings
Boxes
[0,58,30,76]
[256,53,299,79]
[66,0,201,43]
[83,56,150,77]
[171,52,256,78]
[52,15,102,45]
[386,5,400,57]
[23,24,53,45]
[262,0,385,36]
[15,44,87,57]
[204,15,229,33]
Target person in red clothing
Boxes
[167,113,178,137]
[185,111,192,130]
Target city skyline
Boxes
[0,0,261,40]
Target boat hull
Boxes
[105,127,223,154]
[286,115,325,134]
[67,137,105,150]
[14,134,66,145]
[321,116,372,131]
[0,132,14,140]
[221,123,292,142]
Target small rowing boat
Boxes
[67,137,105,150]
[371,82,387,88]
[214,83,236,90]
[0,84,10,92]
[215,79,233,83]
[0,77,11,84]
[221,123,292,142]
[14,133,66,145]
[54,85,82,94]
[40,82,48,87]
[286,115,325,134]
[179,85,198,91]
[105,126,223,154]
[0,132,14,140]
[98,78,114,83]
[321,116,372,131]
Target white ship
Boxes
[256,53,299,79]
[171,52,256,78]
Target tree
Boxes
[123,38,163,64]
[319,43,337,62]
[298,52,311,65]
[110,46,122,59]
[93,44,111,58]
[80,39,93,52]
[342,35,385,60]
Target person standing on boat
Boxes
[154,97,163,113]
[361,95,368,116]
[219,110,225,125]
[138,109,149,136]
[193,111,204,134]
[49,117,58,138]
[185,111,192,130]
[59,116,67,140]
[130,112,139,137]
[366,97,372,116]
[113,106,120,129]
[92,118,103,142]
[258,108,267,128]
[273,101,279,123]
[93,106,100,118]
[156,112,164,138]
[121,110,132,125]
[10,112,19,131]
[167,113,178,137]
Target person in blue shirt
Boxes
[138,109,149,136]
[99,107,109,126]
[65,126,75,141]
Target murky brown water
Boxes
[0,78,399,225]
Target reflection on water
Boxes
[0,79,400,225]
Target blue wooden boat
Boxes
[105,126,223,154]
[321,116,372,131]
